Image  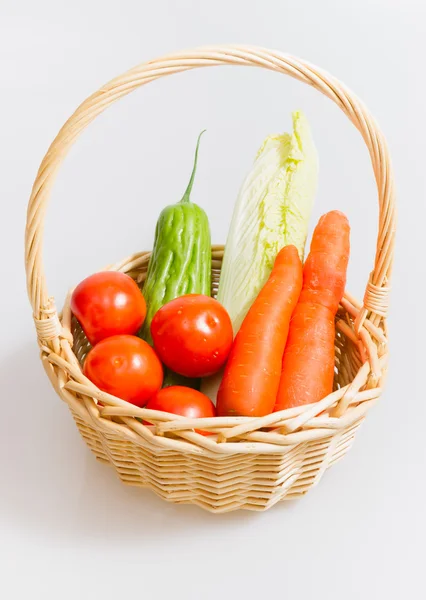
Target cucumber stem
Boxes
[180,129,206,203]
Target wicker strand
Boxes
[363,276,391,318]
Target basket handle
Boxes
[25,45,396,343]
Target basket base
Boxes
[71,408,362,513]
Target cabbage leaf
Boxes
[217,110,318,334]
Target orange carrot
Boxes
[216,245,303,417]
[274,210,350,411]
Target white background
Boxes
[1,1,425,598]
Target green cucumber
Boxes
[140,131,211,387]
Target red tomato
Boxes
[71,271,146,345]
[145,386,216,435]
[151,295,233,378]
[83,335,163,407]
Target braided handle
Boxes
[25,45,396,337]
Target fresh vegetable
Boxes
[274,211,350,411]
[139,131,211,347]
[202,111,318,403]
[71,271,146,346]
[84,335,163,407]
[216,245,303,417]
[151,294,233,378]
[216,111,318,335]
[145,386,215,435]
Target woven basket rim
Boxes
[49,245,387,455]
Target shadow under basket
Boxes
[25,46,395,513]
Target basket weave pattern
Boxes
[25,46,395,513]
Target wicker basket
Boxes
[25,46,395,513]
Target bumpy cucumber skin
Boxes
[140,201,211,346]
